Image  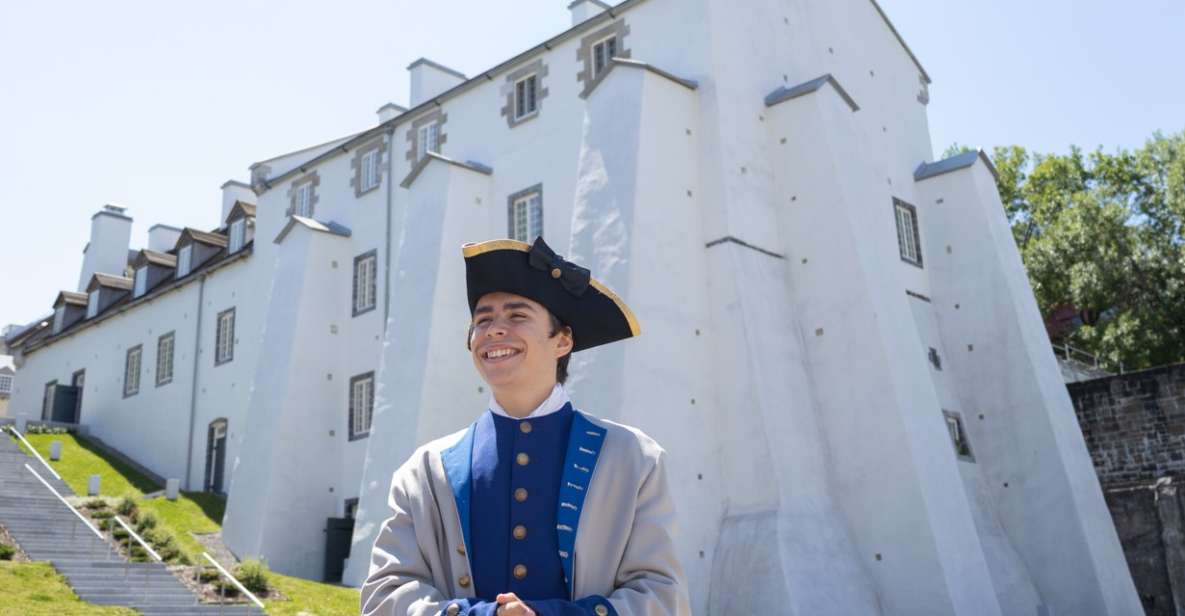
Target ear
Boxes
[553,326,574,359]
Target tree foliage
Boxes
[978,131,1185,371]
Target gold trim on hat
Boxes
[460,240,641,338]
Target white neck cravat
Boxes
[489,383,570,420]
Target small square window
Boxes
[0,374,13,396]
[134,267,148,297]
[943,410,975,462]
[592,35,618,79]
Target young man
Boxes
[361,238,689,616]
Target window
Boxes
[508,188,543,242]
[592,35,618,78]
[295,183,314,217]
[215,308,235,365]
[515,74,539,120]
[353,251,378,316]
[893,198,923,267]
[86,291,100,318]
[229,219,245,253]
[943,410,975,462]
[53,306,65,333]
[156,332,175,386]
[177,245,193,277]
[0,374,12,396]
[349,372,375,440]
[417,122,440,160]
[123,345,142,398]
[214,309,235,365]
[134,267,147,297]
[360,149,380,192]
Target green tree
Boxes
[980,131,1185,371]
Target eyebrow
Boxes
[473,301,537,315]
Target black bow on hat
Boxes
[527,238,590,297]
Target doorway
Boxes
[70,370,85,424]
[204,419,227,493]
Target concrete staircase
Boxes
[0,433,262,615]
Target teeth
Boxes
[486,348,516,359]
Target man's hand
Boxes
[495,592,536,616]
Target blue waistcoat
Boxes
[469,404,574,601]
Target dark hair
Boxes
[465,309,574,384]
[548,313,573,384]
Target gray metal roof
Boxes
[399,152,493,189]
[764,74,859,112]
[914,149,999,182]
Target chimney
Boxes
[377,102,408,124]
[407,58,466,107]
[77,205,133,292]
[568,0,611,25]
[220,180,256,226]
[147,224,183,253]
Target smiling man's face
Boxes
[469,291,572,392]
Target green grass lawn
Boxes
[9,430,361,615]
[0,561,138,616]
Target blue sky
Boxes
[1,0,1181,331]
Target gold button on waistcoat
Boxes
[456,545,466,556]
[513,564,528,580]
[458,575,471,588]
[516,452,530,466]
[519,421,532,434]
[594,605,609,616]
[447,603,461,616]
[551,268,562,279]
[514,488,528,502]
[513,525,527,540]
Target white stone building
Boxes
[6,0,1141,613]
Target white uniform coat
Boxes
[361,412,690,616]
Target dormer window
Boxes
[177,245,193,277]
[87,291,100,318]
[592,35,618,78]
[229,219,246,253]
[417,122,440,159]
[53,306,65,333]
[133,267,147,297]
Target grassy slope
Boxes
[12,432,360,615]
[0,561,138,616]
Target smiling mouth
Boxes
[483,348,521,361]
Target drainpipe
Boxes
[382,124,397,332]
[183,273,207,491]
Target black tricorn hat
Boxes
[463,237,640,353]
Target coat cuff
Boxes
[440,598,497,616]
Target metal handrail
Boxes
[24,463,102,540]
[7,426,62,480]
[202,552,266,610]
[113,515,162,562]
